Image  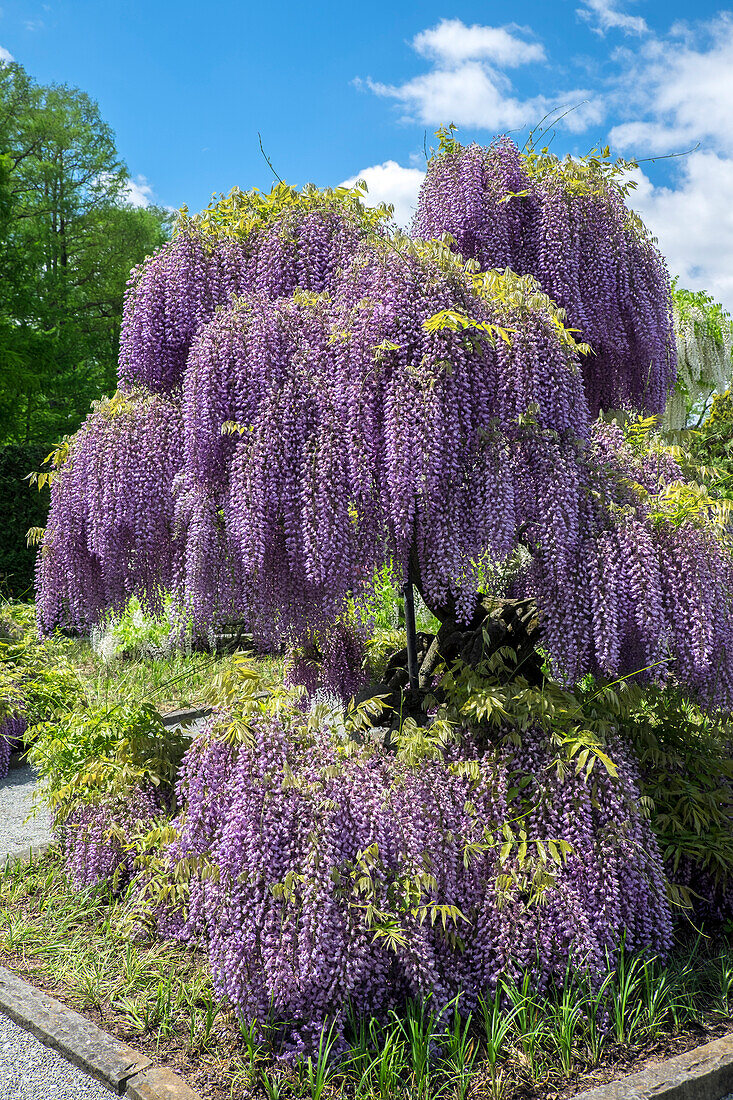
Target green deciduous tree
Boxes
[0,60,171,445]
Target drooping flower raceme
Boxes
[161,710,671,1055]
[36,392,184,635]
[54,785,164,890]
[664,285,733,429]
[513,421,733,704]
[413,138,677,418]
[39,226,733,706]
[0,714,26,779]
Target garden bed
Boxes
[3,849,733,1100]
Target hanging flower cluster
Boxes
[54,785,164,890]
[0,714,26,779]
[413,137,677,417]
[176,244,593,645]
[37,174,733,705]
[39,221,733,705]
[36,392,184,634]
[511,421,733,704]
[119,182,387,393]
[159,710,670,1055]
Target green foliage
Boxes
[439,647,622,780]
[0,60,171,446]
[0,443,49,597]
[689,389,733,472]
[622,412,733,533]
[0,851,223,1057]
[620,686,733,897]
[28,702,188,822]
[0,608,78,728]
[8,850,733,1098]
[674,283,733,350]
[94,595,192,662]
[665,283,733,429]
[179,178,392,243]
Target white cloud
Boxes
[0,45,13,63]
[366,64,602,134]
[577,0,648,36]
[630,152,733,311]
[122,174,155,208]
[361,18,604,135]
[412,18,545,67]
[610,17,733,155]
[341,161,426,229]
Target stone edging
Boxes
[0,966,201,1099]
[574,1030,733,1100]
[160,706,212,729]
[1,841,51,868]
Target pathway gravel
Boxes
[0,1013,113,1099]
[0,763,51,860]
[0,764,97,1098]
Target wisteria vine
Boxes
[37,172,733,706]
[413,137,677,417]
[155,709,670,1055]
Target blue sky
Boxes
[3,0,733,306]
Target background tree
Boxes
[0,60,170,595]
[663,283,733,431]
[0,60,171,447]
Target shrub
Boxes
[29,701,188,890]
[0,608,78,775]
[620,686,733,915]
[147,664,671,1056]
[90,594,193,662]
[56,785,164,890]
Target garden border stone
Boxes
[575,1030,733,1100]
[1,840,51,868]
[160,707,211,730]
[0,966,201,1099]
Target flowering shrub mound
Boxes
[156,693,670,1056]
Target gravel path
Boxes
[0,1014,113,1099]
[0,764,52,861]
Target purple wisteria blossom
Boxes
[413,138,677,417]
[157,713,670,1055]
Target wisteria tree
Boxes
[36,136,733,709]
[35,135,733,1050]
[664,283,733,429]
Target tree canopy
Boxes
[0,60,171,446]
[36,135,733,708]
